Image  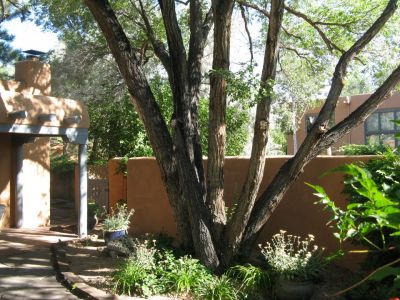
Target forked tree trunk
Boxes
[85,0,400,270]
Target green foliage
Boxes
[111,238,272,299]
[227,264,270,298]
[200,97,250,156]
[159,253,213,296]
[103,203,134,231]
[308,160,400,298]
[339,144,389,155]
[259,230,326,281]
[308,164,400,248]
[196,275,240,300]
[88,95,153,163]
[112,240,161,297]
[50,155,75,173]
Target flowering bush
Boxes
[103,203,134,231]
[259,230,325,281]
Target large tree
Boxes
[0,0,30,73]
[81,0,400,269]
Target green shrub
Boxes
[227,264,270,299]
[196,275,240,300]
[50,155,75,173]
[339,143,389,155]
[112,239,161,297]
[308,163,400,298]
[111,238,260,299]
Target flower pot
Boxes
[103,229,127,243]
[276,278,316,300]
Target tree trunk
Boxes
[223,0,285,266]
[207,0,234,240]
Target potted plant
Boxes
[259,230,325,300]
[103,202,134,243]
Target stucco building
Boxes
[287,93,400,155]
[0,57,89,236]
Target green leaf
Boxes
[370,266,400,281]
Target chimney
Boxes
[15,51,51,96]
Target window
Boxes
[365,109,400,148]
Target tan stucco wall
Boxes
[15,60,51,96]
[287,92,400,154]
[21,137,50,228]
[114,156,374,270]
[0,92,90,128]
[108,159,127,211]
[0,136,50,229]
[0,134,11,228]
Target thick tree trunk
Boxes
[223,0,285,266]
[207,0,234,240]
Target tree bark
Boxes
[207,0,234,240]
[84,0,194,250]
[223,0,285,265]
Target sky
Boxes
[2,18,62,53]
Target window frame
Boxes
[364,108,400,147]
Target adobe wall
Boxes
[0,134,11,228]
[0,136,50,228]
[287,92,400,154]
[21,137,51,227]
[119,156,374,270]
[107,159,127,211]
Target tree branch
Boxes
[239,3,254,64]
[314,64,400,156]
[240,0,399,256]
[236,0,269,18]
[284,4,345,54]
[224,0,285,266]
[282,45,316,72]
[135,0,172,74]
[187,1,213,201]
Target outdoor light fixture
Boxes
[63,115,82,125]
[38,113,57,122]
[7,110,28,119]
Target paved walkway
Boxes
[0,228,79,299]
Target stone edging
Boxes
[50,239,141,300]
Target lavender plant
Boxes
[259,230,325,281]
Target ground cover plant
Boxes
[111,237,271,299]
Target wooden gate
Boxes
[88,178,109,211]
[88,165,109,211]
